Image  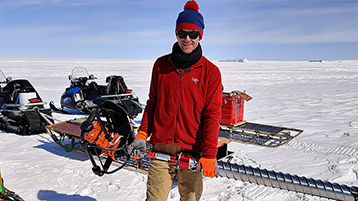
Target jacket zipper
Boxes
[173,68,184,143]
[169,58,203,143]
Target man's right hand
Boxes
[198,157,217,178]
[127,131,148,158]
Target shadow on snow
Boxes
[33,136,88,162]
[38,190,96,201]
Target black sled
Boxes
[0,70,53,135]
[53,67,143,118]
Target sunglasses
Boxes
[176,30,200,39]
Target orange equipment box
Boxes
[220,91,251,126]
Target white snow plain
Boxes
[1,59,358,201]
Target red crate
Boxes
[220,92,244,125]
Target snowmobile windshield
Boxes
[71,67,90,80]
[69,67,96,86]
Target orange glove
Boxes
[198,157,217,178]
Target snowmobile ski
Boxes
[49,101,71,114]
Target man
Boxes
[128,1,222,200]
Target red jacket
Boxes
[139,54,222,159]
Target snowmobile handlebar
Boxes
[69,75,96,87]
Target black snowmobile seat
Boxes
[86,82,101,100]
[88,81,98,91]
[11,83,21,102]
[1,80,39,103]
[2,80,37,94]
[84,82,109,100]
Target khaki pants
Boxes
[146,144,203,201]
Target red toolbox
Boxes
[220,91,251,126]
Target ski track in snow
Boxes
[1,59,358,201]
[284,140,358,158]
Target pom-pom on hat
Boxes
[176,0,205,39]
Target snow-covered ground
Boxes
[1,59,358,201]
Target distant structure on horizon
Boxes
[309,59,326,62]
[219,58,248,62]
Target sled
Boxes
[219,121,303,147]
[219,90,302,147]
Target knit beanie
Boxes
[175,0,205,39]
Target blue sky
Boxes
[1,0,357,61]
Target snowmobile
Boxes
[0,70,53,135]
[51,67,143,118]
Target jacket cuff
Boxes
[201,147,217,159]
